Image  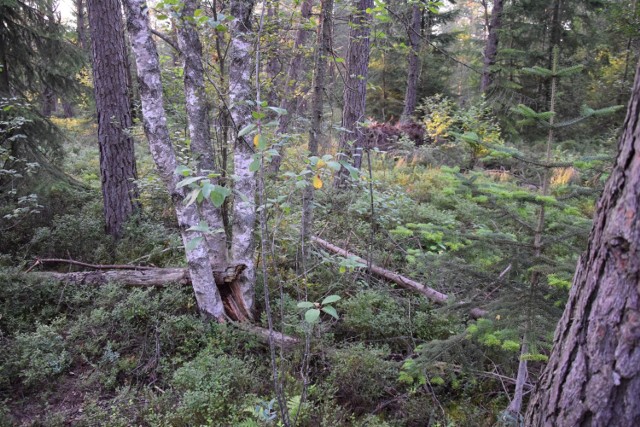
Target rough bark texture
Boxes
[229,0,257,318]
[175,0,228,265]
[88,0,140,238]
[480,0,503,93]
[336,0,373,180]
[524,62,640,427]
[401,3,421,121]
[300,0,332,265]
[269,0,314,173]
[122,0,225,320]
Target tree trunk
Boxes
[76,0,86,50]
[401,3,421,121]
[269,0,314,173]
[335,0,373,184]
[301,0,332,266]
[88,0,140,238]
[228,0,257,319]
[523,61,640,427]
[175,0,228,265]
[480,0,504,93]
[122,0,225,320]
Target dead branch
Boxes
[312,236,486,318]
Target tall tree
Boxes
[270,0,314,173]
[87,0,140,238]
[122,0,226,319]
[229,0,257,318]
[523,61,640,426]
[301,0,333,263]
[335,0,373,184]
[175,0,228,266]
[401,1,422,121]
[480,0,504,93]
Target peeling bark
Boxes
[228,0,257,319]
[87,0,140,238]
[524,62,640,426]
[175,0,228,265]
[122,0,225,320]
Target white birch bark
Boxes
[229,0,257,318]
[122,0,225,319]
[175,0,228,266]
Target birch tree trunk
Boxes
[87,0,140,238]
[229,0,257,318]
[122,0,225,319]
[270,0,315,173]
[480,0,503,93]
[336,0,373,184]
[401,3,421,121]
[175,0,228,265]
[523,62,640,427]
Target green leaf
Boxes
[305,309,321,323]
[297,301,315,309]
[177,176,204,188]
[321,295,341,305]
[187,221,210,233]
[186,236,204,251]
[327,161,341,171]
[238,123,257,137]
[267,106,287,116]
[210,186,230,208]
[249,158,260,172]
[175,165,192,177]
[321,305,339,319]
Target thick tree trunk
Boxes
[88,0,140,238]
[301,0,332,265]
[401,3,421,121]
[175,0,228,265]
[335,0,373,183]
[269,0,314,173]
[122,0,225,320]
[480,0,503,93]
[523,62,640,426]
[229,0,257,319]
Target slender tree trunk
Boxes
[176,0,228,265]
[480,0,504,93]
[523,61,640,427]
[301,0,332,266]
[401,3,421,121]
[0,36,9,96]
[269,0,315,173]
[229,0,257,318]
[87,0,140,238]
[76,0,86,49]
[122,0,225,319]
[335,0,373,185]
[265,0,281,107]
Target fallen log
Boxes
[31,262,300,347]
[311,236,486,318]
[33,264,245,287]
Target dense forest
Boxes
[1,0,639,425]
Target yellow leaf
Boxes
[253,134,261,147]
[317,159,326,168]
[313,175,323,189]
